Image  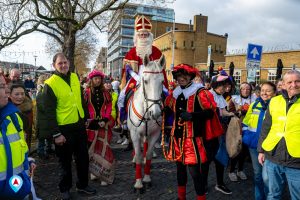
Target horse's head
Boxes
[141,54,166,120]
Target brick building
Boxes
[221,50,300,86]
[154,14,228,80]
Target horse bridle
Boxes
[129,70,164,128]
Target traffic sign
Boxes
[247,43,263,62]
[246,60,260,82]
[207,45,212,66]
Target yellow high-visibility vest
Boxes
[242,101,263,133]
[111,92,118,120]
[0,115,28,181]
[262,95,300,157]
[45,73,84,125]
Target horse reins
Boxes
[128,70,164,130]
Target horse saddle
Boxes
[125,85,140,111]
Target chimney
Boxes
[189,20,192,31]
[193,14,208,33]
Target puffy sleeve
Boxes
[197,89,217,110]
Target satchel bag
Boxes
[88,125,115,184]
[226,116,242,158]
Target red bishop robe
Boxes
[120,46,168,92]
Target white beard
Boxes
[135,34,153,58]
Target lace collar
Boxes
[173,82,203,99]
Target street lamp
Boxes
[33,55,37,67]
[171,11,175,70]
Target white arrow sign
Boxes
[250,47,259,59]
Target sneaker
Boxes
[228,172,238,182]
[237,171,247,180]
[101,181,108,186]
[116,138,123,144]
[215,184,232,195]
[61,191,71,200]
[90,173,97,181]
[76,186,96,195]
[121,138,129,145]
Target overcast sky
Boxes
[0,0,299,70]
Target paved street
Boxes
[33,132,289,200]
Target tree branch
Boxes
[36,28,63,45]
[31,0,79,25]
[79,0,129,30]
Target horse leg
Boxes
[142,130,160,188]
[143,136,148,164]
[131,132,144,193]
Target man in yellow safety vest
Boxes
[257,70,300,200]
[43,53,96,200]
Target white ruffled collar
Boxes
[173,82,203,99]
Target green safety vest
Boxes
[45,73,84,125]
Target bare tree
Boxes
[0,0,174,72]
[45,28,97,74]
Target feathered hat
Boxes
[172,64,199,80]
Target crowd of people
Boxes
[1,15,300,200]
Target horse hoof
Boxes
[143,182,152,190]
[133,187,144,194]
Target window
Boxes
[143,7,152,13]
[183,40,186,47]
[122,18,134,25]
[214,44,218,52]
[191,41,194,47]
[233,70,241,87]
[121,28,134,36]
[157,9,166,15]
[219,45,223,53]
[255,70,260,85]
[268,70,277,83]
[166,27,171,32]
[121,38,133,46]
[124,8,136,15]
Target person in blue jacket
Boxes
[242,81,276,200]
[0,74,36,200]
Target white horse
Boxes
[127,54,165,193]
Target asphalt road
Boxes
[32,131,290,200]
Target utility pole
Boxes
[34,55,37,67]
[34,55,37,78]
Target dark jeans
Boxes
[37,138,53,155]
[201,138,225,186]
[176,162,206,196]
[249,148,268,200]
[55,128,89,193]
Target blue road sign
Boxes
[247,43,263,62]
